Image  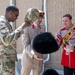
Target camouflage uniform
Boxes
[0,15,24,75]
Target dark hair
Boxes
[42,69,59,75]
[63,14,72,20]
[6,5,19,12]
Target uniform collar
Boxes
[32,22,41,29]
[0,15,9,23]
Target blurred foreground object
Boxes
[42,69,59,75]
[32,32,60,54]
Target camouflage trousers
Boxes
[1,60,15,75]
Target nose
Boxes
[63,21,66,24]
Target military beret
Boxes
[42,69,59,75]
[24,8,39,24]
[32,32,60,54]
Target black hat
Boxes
[32,32,60,54]
[42,69,59,75]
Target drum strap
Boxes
[62,25,75,46]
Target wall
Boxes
[45,0,75,70]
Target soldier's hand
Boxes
[22,22,31,29]
[66,44,74,52]
[33,54,43,61]
[69,44,74,50]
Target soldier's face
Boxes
[62,17,72,28]
[37,18,42,25]
[9,11,19,22]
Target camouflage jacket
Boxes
[0,16,23,61]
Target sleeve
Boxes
[0,23,24,46]
[22,28,34,59]
[56,31,62,46]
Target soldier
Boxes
[0,6,39,75]
[21,10,45,75]
[56,14,75,75]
